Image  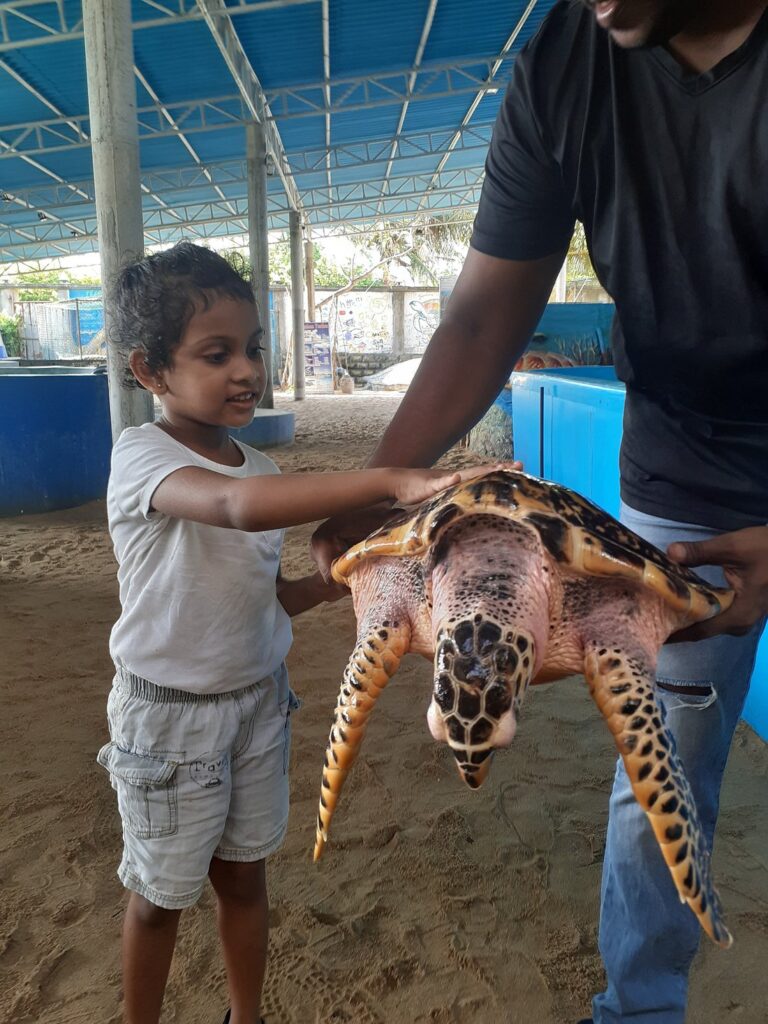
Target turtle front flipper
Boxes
[313,621,410,862]
[583,644,731,948]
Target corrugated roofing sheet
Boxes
[0,0,559,262]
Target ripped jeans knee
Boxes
[656,676,718,710]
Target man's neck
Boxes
[667,0,768,73]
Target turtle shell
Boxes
[331,470,733,624]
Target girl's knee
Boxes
[209,857,266,905]
[128,891,183,929]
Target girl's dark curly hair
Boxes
[111,241,255,388]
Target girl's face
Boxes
[146,295,267,432]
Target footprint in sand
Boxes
[261,948,383,1024]
[495,781,555,852]
[51,898,90,927]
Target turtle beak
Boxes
[428,697,513,788]
[455,748,495,789]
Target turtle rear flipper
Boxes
[583,643,731,948]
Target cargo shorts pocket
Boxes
[98,742,179,839]
[277,672,301,775]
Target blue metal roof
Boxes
[0,0,558,264]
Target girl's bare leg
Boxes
[122,892,182,1023]
[209,856,268,1024]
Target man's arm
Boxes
[367,246,565,469]
[311,246,565,577]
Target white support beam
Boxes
[0,54,187,238]
[289,209,305,400]
[0,168,485,239]
[133,64,238,220]
[378,0,437,215]
[0,55,514,159]
[321,0,331,191]
[0,0,320,52]
[421,0,538,197]
[0,181,484,259]
[0,128,493,216]
[0,193,483,264]
[0,57,91,246]
[196,0,303,212]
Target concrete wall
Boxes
[339,350,424,382]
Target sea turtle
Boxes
[313,469,735,948]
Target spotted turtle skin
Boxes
[314,470,734,948]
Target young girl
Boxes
[98,241,491,1024]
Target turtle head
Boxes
[427,616,536,789]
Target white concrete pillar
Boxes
[392,288,405,358]
[247,122,273,408]
[289,210,305,401]
[0,286,17,316]
[304,238,316,321]
[275,286,290,356]
[83,0,152,440]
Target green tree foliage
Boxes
[565,221,608,300]
[364,215,472,284]
[256,215,473,291]
[13,269,102,302]
[0,313,21,356]
[267,242,373,288]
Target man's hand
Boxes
[667,525,768,642]
[311,501,397,582]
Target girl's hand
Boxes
[390,461,522,507]
[311,462,523,582]
[277,569,349,617]
[667,525,768,642]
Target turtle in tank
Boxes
[312,468,735,948]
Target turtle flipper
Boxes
[313,622,410,862]
[583,645,731,948]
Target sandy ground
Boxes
[1,390,767,1024]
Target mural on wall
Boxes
[404,292,440,352]
[68,289,104,347]
[319,291,393,354]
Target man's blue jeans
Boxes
[592,503,765,1024]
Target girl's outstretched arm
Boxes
[149,463,495,532]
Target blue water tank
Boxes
[511,365,624,515]
[0,368,112,515]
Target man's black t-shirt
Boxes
[471,0,768,531]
